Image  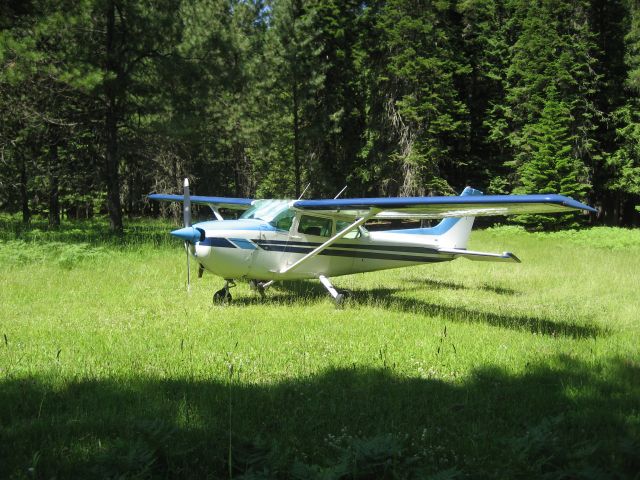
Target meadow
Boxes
[0,216,638,479]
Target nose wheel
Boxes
[213,280,235,305]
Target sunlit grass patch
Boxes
[0,220,638,478]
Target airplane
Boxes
[148,180,596,306]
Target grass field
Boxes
[1,217,639,479]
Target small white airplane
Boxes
[149,180,596,305]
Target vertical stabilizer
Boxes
[384,186,483,248]
[432,187,482,248]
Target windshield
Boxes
[239,200,291,222]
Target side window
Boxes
[298,215,333,237]
[336,220,361,239]
[270,209,296,231]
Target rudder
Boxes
[385,186,483,249]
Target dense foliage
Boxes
[1,0,640,231]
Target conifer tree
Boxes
[458,0,510,192]
[515,88,589,228]
[309,0,365,196]
[2,0,640,226]
[492,0,597,212]
[254,0,325,198]
[607,0,640,223]
[366,0,469,196]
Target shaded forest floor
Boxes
[1,216,639,478]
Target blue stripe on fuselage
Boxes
[260,245,448,263]
[198,237,447,263]
[230,238,257,250]
[253,239,439,255]
[200,237,236,248]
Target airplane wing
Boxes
[148,194,253,211]
[293,193,596,220]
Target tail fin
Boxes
[388,186,483,249]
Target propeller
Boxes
[170,178,202,291]
[183,178,191,227]
[184,178,191,290]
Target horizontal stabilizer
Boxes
[438,248,521,263]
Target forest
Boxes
[1,0,640,232]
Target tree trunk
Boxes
[19,151,30,225]
[293,83,301,198]
[126,163,134,218]
[105,106,123,232]
[105,0,123,233]
[48,142,60,227]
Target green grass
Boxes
[1,217,639,478]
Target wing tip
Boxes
[559,196,597,213]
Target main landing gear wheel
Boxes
[213,280,235,305]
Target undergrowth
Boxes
[486,225,640,250]
[0,240,107,269]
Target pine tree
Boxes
[253,0,325,198]
[362,0,469,196]
[309,0,366,196]
[0,0,102,226]
[515,89,589,228]
[490,0,598,222]
[606,0,640,224]
[458,0,510,192]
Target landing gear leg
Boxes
[319,275,345,307]
[213,279,236,305]
[249,280,274,299]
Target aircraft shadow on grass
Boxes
[403,277,519,296]
[0,356,638,478]
[235,280,604,340]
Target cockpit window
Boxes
[336,220,365,239]
[239,200,290,222]
[239,203,261,220]
[270,208,296,231]
[298,215,333,237]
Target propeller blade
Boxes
[183,178,192,292]
[185,241,191,291]
[183,178,191,227]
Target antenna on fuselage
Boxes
[297,183,311,200]
[334,185,347,199]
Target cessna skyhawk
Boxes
[149,180,595,305]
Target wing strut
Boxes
[279,211,378,274]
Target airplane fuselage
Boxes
[191,216,454,281]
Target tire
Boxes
[213,289,232,305]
